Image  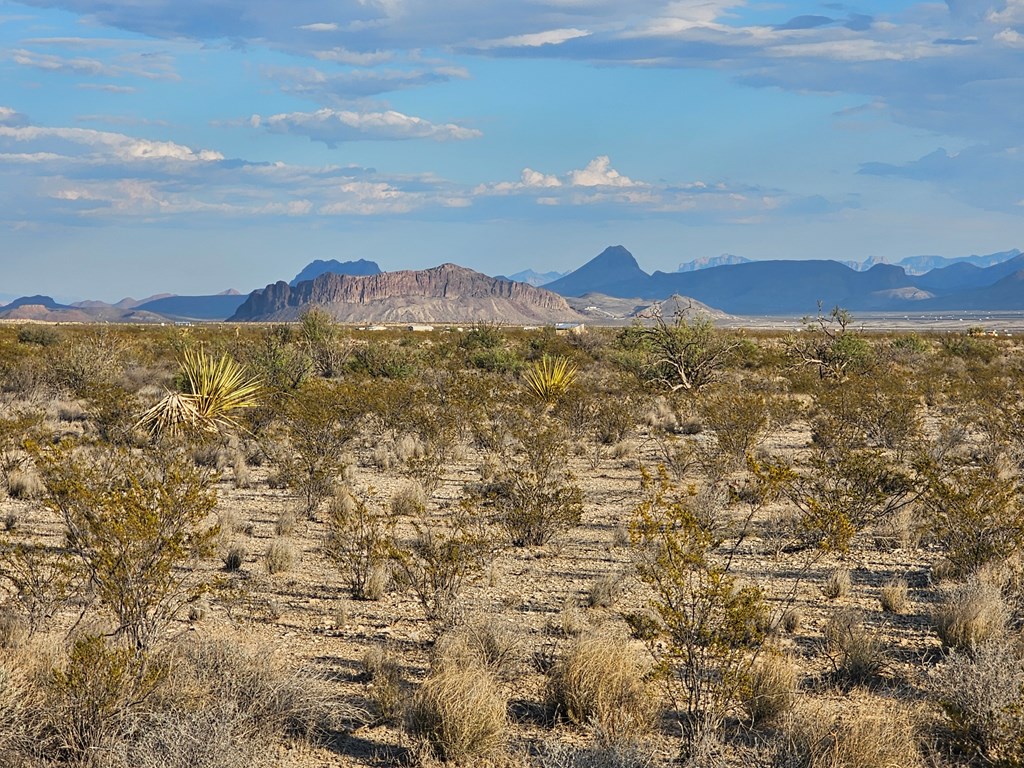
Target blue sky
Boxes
[0,0,1022,301]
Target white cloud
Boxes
[0,124,223,162]
[521,168,561,188]
[568,156,639,187]
[9,48,178,80]
[473,27,591,49]
[311,47,394,65]
[994,26,1024,45]
[0,107,29,127]
[252,108,481,144]
[297,22,338,32]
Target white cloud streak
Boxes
[251,108,482,144]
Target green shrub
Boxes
[919,456,1024,578]
[471,416,583,547]
[630,465,769,748]
[17,325,61,347]
[324,488,394,600]
[35,443,218,653]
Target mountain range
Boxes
[544,246,1024,314]
[2,247,1023,323]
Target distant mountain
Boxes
[914,252,1024,294]
[505,269,565,286]
[135,294,248,320]
[896,249,1021,275]
[546,245,1024,314]
[233,263,582,324]
[545,245,649,297]
[1,295,69,311]
[547,249,914,314]
[289,259,381,287]
[910,269,1024,310]
[676,254,751,272]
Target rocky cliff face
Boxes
[230,263,582,323]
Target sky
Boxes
[1,0,1023,301]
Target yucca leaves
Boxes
[137,347,262,436]
[522,355,578,403]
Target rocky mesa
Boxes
[229,263,584,324]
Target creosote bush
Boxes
[472,416,584,547]
[324,487,393,600]
[630,465,769,749]
[35,441,218,653]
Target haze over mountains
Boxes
[2,246,1022,323]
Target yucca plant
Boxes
[522,355,578,403]
[137,347,262,436]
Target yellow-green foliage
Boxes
[919,456,1024,577]
[35,443,219,652]
[522,354,578,402]
[48,634,165,761]
[630,465,768,744]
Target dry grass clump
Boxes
[434,617,520,680]
[929,639,1024,765]
[264,537,298,574]
[391,480,427,517]
[395,434,427,464]
[932,577,1009,650]
[230,450,252,489]
[156,633,356,752]
[824,611,886,684]
[545,632,655,746]
[407,662,506,762]
[6,468,43,500]
[879,577,909,614]
[822,567,852,600]
[537,739,654,768]
[742,652,797,725]
[558,600,588,637]
[778,701,922,768]
[361,644,404,723]
[780,608,803,635]
[587,574,622,609]
[0,609,28,649]
[222,545,246,572]
[0,641,48,764]
[274,509,297,536]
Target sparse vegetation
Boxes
[0,320,1021,767]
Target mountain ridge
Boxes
[232,263,582,324]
